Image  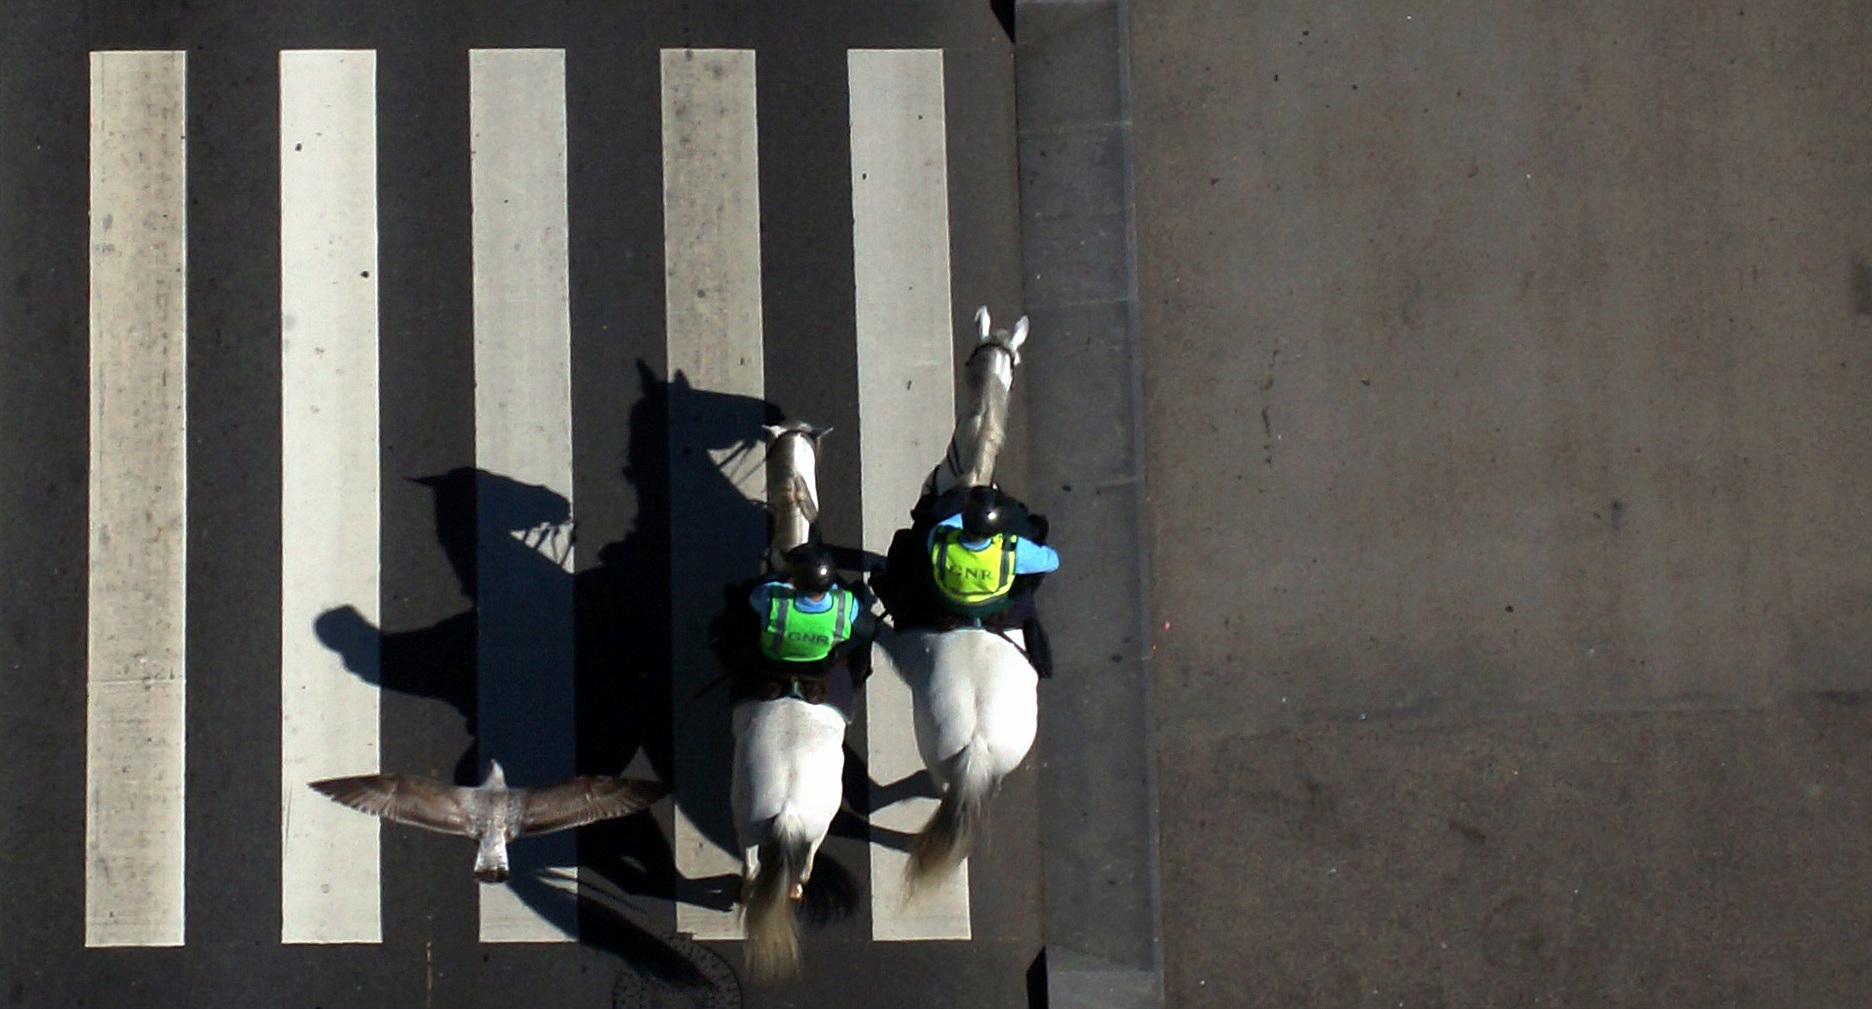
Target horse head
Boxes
[944,307,1030,490]
[971,304,1028,372]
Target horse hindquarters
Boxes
[916,629,1038,783]
[732,697,849,846]
[731,698,849,981]
[905,629,1038,890]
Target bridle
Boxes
[965,336,1020,373]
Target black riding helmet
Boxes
[785,544,838,594]
[960,486,1005,539]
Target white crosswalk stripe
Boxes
[850,47,974,942]
[82,43,978,949]
[469,45,582,946]
[86,49,190,950]
[663,46,767,943]
[278,47,384,946]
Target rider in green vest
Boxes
[744,545,876,701]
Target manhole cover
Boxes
[612,934,743,1009]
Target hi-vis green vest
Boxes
[929,527,1017,607]
[759,589,856,663]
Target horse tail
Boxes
[742,813,812,983]
[906,738,995,894]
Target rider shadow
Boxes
[316,466,589,779]
[317,465,591,938]
[575,362,770,918]
[312,466,498,787]
[307,363,757,949]
[311,362,879,946]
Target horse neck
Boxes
[766,435,820,561]
[954,366,1012,488]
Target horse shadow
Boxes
[828,744,933,853]
[576,362,771,916]
[311,361,875,952]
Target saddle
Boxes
[744,670,832,705]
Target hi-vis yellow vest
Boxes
[929,527,1017,606]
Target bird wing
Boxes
[309,774,476,836]
[515,777,671,837]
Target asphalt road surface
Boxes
[0,2,1049,1007]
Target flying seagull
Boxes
[310,761,669,883]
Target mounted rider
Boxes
[876,483,1059,676]
[735,544,876,705]
[925,485,1058,619]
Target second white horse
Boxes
[894,307,1041,893]
[733,422,848,982]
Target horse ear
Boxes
[812,425,833,440]
[762,424,786,441]
[1009,316,1029,355]
[975,305,992,341]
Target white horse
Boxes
[896,306,1038,893]
[733,421,848,982]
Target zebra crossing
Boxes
[81,45,990,951]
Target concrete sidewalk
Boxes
[1012,1,1164,1007]
[1129,0,1872,1005]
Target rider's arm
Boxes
[848,601,879,643]
[1010,536,1059,575]
[747,580,786,614]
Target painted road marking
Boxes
[849,48,972,941]
[663,47,766,942]
[85,49,189,949]
[278,49,384,945]
[470,47,579,943]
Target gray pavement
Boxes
[1130,0,1872,1004]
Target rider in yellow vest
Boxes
[925,486,1060,621]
